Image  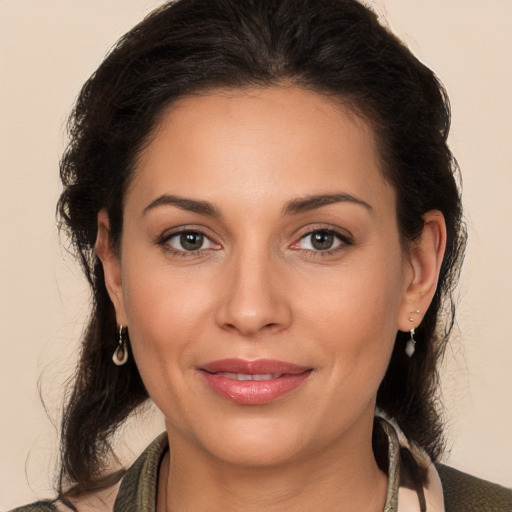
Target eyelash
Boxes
[157,227,352,258]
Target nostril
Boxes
[221,321,281,335]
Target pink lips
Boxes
[199,359,312,405]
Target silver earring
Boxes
[405,328,416,358]
[112,325,129,366]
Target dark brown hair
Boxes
[57,0,466,500]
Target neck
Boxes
[158,417,388,512]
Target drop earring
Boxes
[405,327,416,358]
[112,325,129,366]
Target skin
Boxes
[97,86,446,511]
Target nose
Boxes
[215,249,292,337]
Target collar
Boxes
[376,410,445,512]
[113,418,444,511]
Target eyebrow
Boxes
[143,194,222,217]
[282,193,373,216]
[142,192,373,218]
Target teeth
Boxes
[252,374,275,381]
[216,372,281,381]
[216,372,238,380]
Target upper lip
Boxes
[199,358,311,375]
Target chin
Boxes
[210,437,305,468]
[191,415,312,468]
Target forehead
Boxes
[129,86,393,212]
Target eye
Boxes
[294,229,346,252]
[164,230,218,253]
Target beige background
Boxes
[0,0,511,509]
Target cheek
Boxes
[301,252,406,372]
[307,262,403,328]
[118,254,214,383]
[119,269,210,426]
[122,240,213,324]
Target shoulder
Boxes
[436,463,512,512]
[8,434,168,512]
[8,484,121,512]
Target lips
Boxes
[199,359,312,405]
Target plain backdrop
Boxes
[1,0,511,509]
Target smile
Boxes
[199,359,313,405]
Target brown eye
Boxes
[310,231,335,250]
[180,232,204,251]
[293,229,346,252]
[164,230,219,253]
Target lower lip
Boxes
[200,371,312,405]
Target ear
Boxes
[95,208,128,326]
[398,210,447,332]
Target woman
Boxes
[9,0,511,510]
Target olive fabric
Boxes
[8,503,56,512]
[437,464,512,512]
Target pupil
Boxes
[312,231,333,250]
[180,232,203,250]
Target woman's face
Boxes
[104,87,417,467]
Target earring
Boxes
[405,328,416,358]
[409,309,421,323]
[112,325,129,366]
